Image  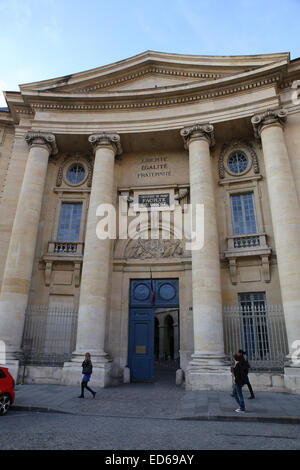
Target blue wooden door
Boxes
[128,307,154,382]
[128,279,179,382]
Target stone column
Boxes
[62,132,122,387]
[173,315,180,361]
[180,124,231,390]
[252,109,300,392]
[159,325,165,360]
[0,132,57,379]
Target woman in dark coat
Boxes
[232,354,247,413]
[238,349,255,399]
[78,352,96,398]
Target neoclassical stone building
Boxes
[0,51,300,392]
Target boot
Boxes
[86,384,96,398]
[78,382,85,398]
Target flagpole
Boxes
[150,267,155,304]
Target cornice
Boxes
[29,74,281,112]
[19,50,290,92]
[0,111,14,125]
[14,106,34,116]
[23,61,285,100]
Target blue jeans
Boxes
[233,384,245,411]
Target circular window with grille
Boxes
[227,151,249,175]
[66,163,86,185]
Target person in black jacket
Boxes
[78,352,96,398]
[232,354,247,413]
[238,349,255,399]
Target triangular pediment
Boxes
[61,66,228,93]
[19,50,290,95]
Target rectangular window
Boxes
[231,192,258,235]
[238,292,270,360]
[57,202,82,242]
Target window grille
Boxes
[228,151,248,174]
[67,163,85,185]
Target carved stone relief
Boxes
[124,238,184,259]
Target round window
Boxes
[227,151,248,174]
[67,163,86,185]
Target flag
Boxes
[150,269,155,304]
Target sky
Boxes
[1,0,300,107]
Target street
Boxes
[1,410,299,450]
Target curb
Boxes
[11,405,72,415]
[180,415,300,425]
[10,405,300,424]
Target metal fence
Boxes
[21,304,78,366]
[223,304,289,371]
[21,303,289,371]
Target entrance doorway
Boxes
[128,279,179,382]
[154,308,179,370]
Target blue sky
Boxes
[1,0,300,106]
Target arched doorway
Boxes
[154,309,179,372]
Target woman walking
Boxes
[232,354,246,413]
[78,352,96,399]
[238,349,255,399]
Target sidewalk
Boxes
[12,370,300,424]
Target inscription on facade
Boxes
[138,193,170,208]
[137,156,171,178]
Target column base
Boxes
[61,360,112,388]
[70,349,110,364]
[284,367,300,394]
[123,367,130,384]
[185,354,232,391]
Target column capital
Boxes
[180,123,215,149]
[251,108,288,140]
[88,132,122,156]
[24,132,58,155]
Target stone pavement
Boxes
[12,370,300,424]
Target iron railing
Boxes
[21,303,289,372]
[226,233,269,251]
[223,304,289,371]
[21,304,78,366]
[47,241,84,255]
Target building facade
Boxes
[0,51,299,392]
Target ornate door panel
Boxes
[130,280,153,308]
[154,279,179,308]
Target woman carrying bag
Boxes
[78,352,96,399]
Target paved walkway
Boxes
[12,370,300,424]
